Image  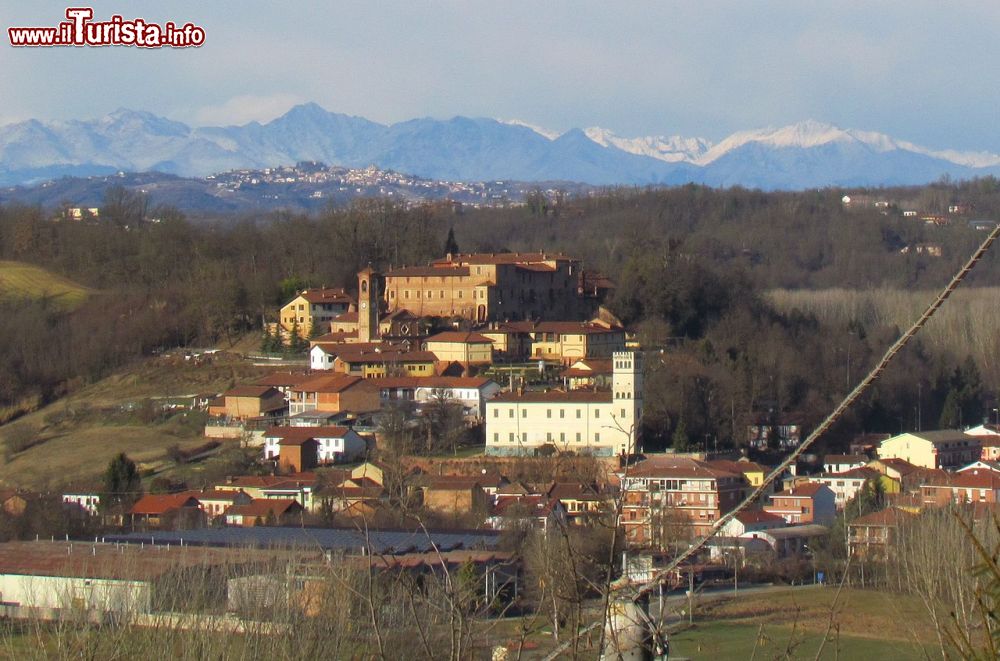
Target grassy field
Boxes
[0,353,272,489]
[0,260,94,308]
[666,586,943,659]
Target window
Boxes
[595,410,600,418]
[595,433,600,442]
[546,409,552,418]
[621,408,627,418]
[576,409,582,419]
[546,432,552,441]
[560,432,565,442]
[440,291,445,298]
[560,409,565,419]
[521,433,527,442]
[509,409,514,418]
[509,433,514,442]
[493,433,499,442]
[576,432,581,442]
[405,290,410,299]
[493,409,499,418]
[521,409,527,418]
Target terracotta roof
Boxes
[181,489,247,503]
[547,482,602,501]
[534,321,623,335]
[734,510,786,525]
[332,311,359,323]
[295,288,354,305]
[561,359,613,377]
[492,389,613,404]
[851,507,914,527]
[0,541,280,581]
[431,252,574,266]
[223,385,282,398]
[515,263,557,272]
[706,459,769,475]
[129,493,201,516]
[385,265,470,277]
[293,374,365,393]
[423,476,483,491]
[628,456,739,480]
[371,376,493,389]
[223,473,317,489]
[226,499,302,519]
[253,371,313,388]
[483,321,537,334]
[774,483,828,498]
[492,495,561,517]
[425,331,495,344]
[338,350,438,365]
[873,457,922,475]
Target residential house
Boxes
[334,348,439,378]
[720,509,786,537]
[823,454,868,474]
[546,482,608,523]
[528,320,626,364]
[485,351,642,457]
[747,413,803,449]
[224,499,305,527]
[279,288,354,339]
[62,493,100,516]
[423,331,494,369]
[763,483,836,525]
[127,494,206,531]
[287,374,380,415]
[263,426,367,465]
[214,473,318,502]
[374,376,501,419]
[187,489,252,520]
[619,456,745,545]
[277,436,319,473]
[252,371,314,402]
[487,496,566,531]
[739,525,829,558]
[920,469,1000,507]
[849,507,914,559]
[208,386,286,420]
[877,430,981,469]
[560,358,614,390]
[420,476,488,515]
[811,467,884,510]
[480,321,536,360]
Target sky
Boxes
[2,1,1000,151]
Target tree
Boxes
[444,226,459,256]
[102,185,148,227]
[102,452,142,512]
[671,418,690,452]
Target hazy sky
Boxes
[3,1,999,151]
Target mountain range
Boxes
[2,104,999,190]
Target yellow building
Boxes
[334,348,439,378]
[279,288,354,339]
[423,331,494,366]
[384,252,583,322]
[877,430,981,469]
[529,320,625,364]
[486,351,642,457]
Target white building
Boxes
[262,426,367,464]
[810,467,881,510]
[485,351,642,457]
[62,493,100,516]
[375,376,501,419]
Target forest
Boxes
[2,179,1000,453]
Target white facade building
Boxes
[485,351,642,457]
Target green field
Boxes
[0,260,94,307]
[667,620,928,660]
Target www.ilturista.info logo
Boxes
[8,8,205,48]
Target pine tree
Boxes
[102,452,141,512]
[444,226,459,256]
[671,418,690,452]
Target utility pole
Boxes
[688,570,694,626]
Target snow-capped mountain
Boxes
[1,107,998,190]
[584,127,711,163]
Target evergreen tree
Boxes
[102,452,141,512]
[444,226,459,256]
[940,388,963,429]
[671,418,690,452]
[261,325,275,354]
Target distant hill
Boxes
[2,105,1000,189]
[0,261,94,308]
